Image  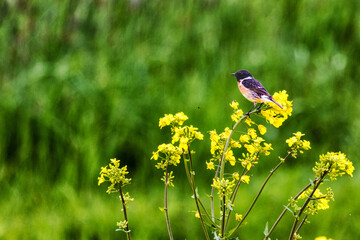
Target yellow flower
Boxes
[98,158,131,194]
[302,140,311,150]
[116,220,128,230]
[232,172,240,180]
[247,128,257,139]
[261,90,293,128]
[97,175,106,186]
[161,171,175,187]
[240,134,250,143]
[298,188,333,215]
[240,175,250,184]
[262,143,273,156]
[231,109,244,122]
[286,136,297,147]
[258,124,267,135]
[110,158,120,166]
[294,131,305,140]
[123,192,134,205]
[152,143,183,170]
[159,114,175,128]
[151,151,159,160]
[179,137,189,150]
[230,101,239,109]
[211,177,236,197]
[195,211,200,219]
[174,112,189,125]
[244,144,256,154]
[314,152,354,180]
[225,149,236,166]
[170,125,203,151]
[224,127,231,138]
[231,140,242,148]
[286,132,311,158]
[159,112,189,128]
[206,161,215,170]
[235,213,243,221]
[194,130,204,140]
[245,117,254,126]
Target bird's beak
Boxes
[231,73,236,76]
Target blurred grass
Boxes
[0,0,359,239]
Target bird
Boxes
[231,70,283,115]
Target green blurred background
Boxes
[0,0,359,239]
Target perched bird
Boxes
[231,70,283,114]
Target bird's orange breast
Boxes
[238,81,259,102]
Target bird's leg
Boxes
[256,103,264,111]
[245,102,257,117]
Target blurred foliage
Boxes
[0,0,359,239]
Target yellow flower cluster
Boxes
[151,143,183,170]
[299,188,334,215]
[159,112,189,128]
[207,128,242,168]
[232,172,250,183]
[116,220,128,230]
[313,152,354,181]
[211,177,236,198]
[153,112,204,186]
[286,132,311,158]
[161,171,175,187]
[230,100,245,122]
[158,112,203,152]
[261,90,293,128]
[239,128,273,170]
[98,158,132,194]
[171,125,204,151]
[122,192,134,205]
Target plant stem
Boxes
[219,114,247,179]
[229,153,290,237]
[211,111,250,222]
[221,195,226,237]
[164,164,174,240]
[294,215,308,235]
[288,174,325,240]
[264,182,313,240]
[186,148,211,240]
[223,168,248,231]
[119,184,131,240]
[183,153,213,224]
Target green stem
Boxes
[221,194,226,237]
[119,184,131,240]
[229,153,289,237]
[264,182,313,240]
[219,114,247,179]
[224,168,248,231]
[294,215,308,235]
[186,148,211,240]
[211,111,250,222]
[164,164,174,240]
[183,153,213,225]
[288,174,325,240]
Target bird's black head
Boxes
[231,70,253,82]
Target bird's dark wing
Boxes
[242,79,271,97]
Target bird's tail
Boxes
[271,99,283,109]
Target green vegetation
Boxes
[1,1,359,239]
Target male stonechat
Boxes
[231,70,283,114]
